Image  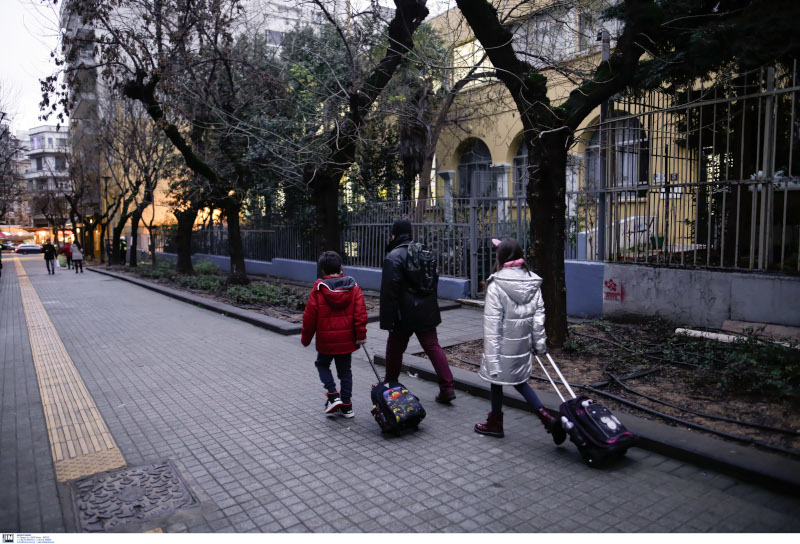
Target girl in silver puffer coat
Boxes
[474,238,566,444]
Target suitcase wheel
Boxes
[579,447,600,468]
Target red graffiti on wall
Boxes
[603,279,625,302]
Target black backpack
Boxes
[405,241,438,296]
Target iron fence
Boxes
[567,62,800,272]
[152,61,799,294]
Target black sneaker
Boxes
[325,393,343,415]
[339,402,354,418]
[435,391,456,404]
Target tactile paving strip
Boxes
[14,258,126,481]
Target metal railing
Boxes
[568,61,800,272]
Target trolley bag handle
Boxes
[361,344,383,383]
[534,353,577,402]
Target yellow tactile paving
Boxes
[14,258,126,481]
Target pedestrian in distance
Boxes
[71,242,84,273]
[60,239,73,269]
[42,239,57,275]
[0,248,3,278]
[380,218,456,404]
[119,237,127,265]
[301,250,368,418]
[474,237,566,444]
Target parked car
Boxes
[0,241,17,251]
[15,243,43,254]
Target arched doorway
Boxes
[457,139,495,197]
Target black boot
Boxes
[536,407,567,445]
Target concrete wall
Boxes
[151,252,470,300]
[601,263,800,327]
[147,251,798,326]
[565,260,604,317]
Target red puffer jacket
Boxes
[301,274,368,354]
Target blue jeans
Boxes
[45,259,54,274]
[315,353,353,402]
[491,383,544,414]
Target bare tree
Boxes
[451,0,800,346]
[0,87,27,225]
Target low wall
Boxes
[564,260,604,317]
[145,251,798,326]
[601,263,800,327]
[150,252,470,300]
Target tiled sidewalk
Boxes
[2,254,799,533]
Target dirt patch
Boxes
[107,264,379,323]
[416,321,800,457]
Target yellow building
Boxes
[424,4,797,272]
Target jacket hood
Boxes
[487,267,542,305]
[316,274,357,309]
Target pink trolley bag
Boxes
[535,353,636,467]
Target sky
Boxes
[0,0,453,135]
[0,0,63,134]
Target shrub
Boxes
[194,260,220,276]
[139,261,175,279]
[226,285,264,305]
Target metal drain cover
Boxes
[72,460,198,532]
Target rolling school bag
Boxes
[535,353,635,467]
[362,345,426,434]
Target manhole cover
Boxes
[71,460,198,532]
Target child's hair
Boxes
[491,237,532,275]
[318,251,343,276]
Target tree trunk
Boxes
[148,225,157,266]
[84,223,96,258]
[414,153,435,224]
[224,200,248,284]
[312,175,342,255]
[129,211,141,267]
[99,223,107,264]
[111,224,124,266]
[527,135,569,347]
[174,207,198,274]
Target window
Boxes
[451,40,493,89]
[36,157,43,171]
[578,10,597,53]
[513,140,529,196]
[55,157,66,171]
[58,138,67,149]
[584,117,649,195]
[48,138,53,147]
[457,140,494,197]
[31,137,39,150]
[265,29,284,47]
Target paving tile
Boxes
[4,255,800,534]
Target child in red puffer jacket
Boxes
[301,251,368,418]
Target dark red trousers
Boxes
[384,329,454,393]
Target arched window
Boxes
[584,117,649,191]
[457,139,494,197]
[513,140,528,196]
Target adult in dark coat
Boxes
[380,219,455,403]
[42,240,56,275]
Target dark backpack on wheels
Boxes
[535,353,635,467]
[362,345,426,434]
[405,241,438,296]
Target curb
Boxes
[86,267,461,336]
[373,351,800,493]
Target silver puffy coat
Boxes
[479,267,547,386]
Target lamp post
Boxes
[101,176,111,264]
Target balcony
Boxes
[72,91,98,120]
